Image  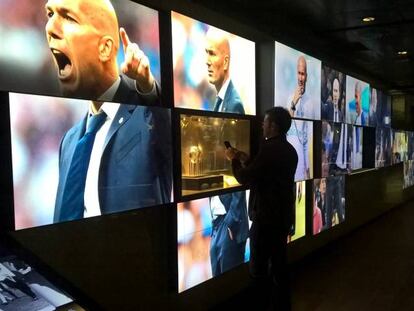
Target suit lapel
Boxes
[221,80,233,113]
[103,104,135,151]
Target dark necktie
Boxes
[356,127,360,153]
[342,125,346,164]
[59,112,107,222]
[213,97,223,112]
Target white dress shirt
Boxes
[210,195,227,220]
[215,78,230,112]
[84,102,120,218]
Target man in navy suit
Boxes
[205,27,249,276]
[45,0,159,105]
[354,82,366,125]
[322,78,343,122]
[53,102,172,222]
[49,0,172,222]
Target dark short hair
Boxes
[265,107,292,135]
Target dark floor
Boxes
[212,201,414,311]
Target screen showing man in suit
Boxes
[371,88,391,128]
[274,42,321,120]
[286,119,313,181]
[403,160,414,189]
[10,92,172,229]
[345,76,370,125]
[321,121,353,177]
[392,130,408,164]
[321,65,346,123]
[313,176,345,235]
[0,0,161,104]
[177,191,250,292]
[171,12,256,115]
[351,126,364,170]
[375,127,392,168]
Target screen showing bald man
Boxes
[0,0,161,105]
[275,42,321,120]
[172,12,256,115]
[345,76,370,125]
[321,65,346,123]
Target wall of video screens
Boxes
[0,0,413,301]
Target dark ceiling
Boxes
[192,0,414,95]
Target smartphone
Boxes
[224,141,232,149]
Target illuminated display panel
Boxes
[403,160,414,189]
[351,126,363,170]
[275,42,321,121]
[321,64,346,123]
[321,121,353,177]
[375,127,392,168]
[172,11,256,115]
[10,92,172,230]
[370,88,391,127]
[392,130,408,164]
[0,246,78,310]
[180,114,250,196]
[177,190,250,292]
[286,119,313,181]
[289,181,306,242]
[345,76,370,126]
[313,175,345,235]
[0,0,161,105]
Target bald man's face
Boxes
[205,33,229,91]
[297,58,307,95]
[332,79,340,107]
[45,0,117,98]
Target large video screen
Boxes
[275,42,321,120]
[180,114,250,196]
[392,130,408,164]
[287,119,313,181]
[375,127,392,168]
[351,126,364,170]
[0,248,76,310]
[177,190,250,292]
[370,88,391,127]
[0,0,161,105]
[289,181,306,242]
[172,12,256,115]
[313,175,345,235]
[322,121,352,177]
[345,76,370,126]
[321,65,346,123]
[10,93,172,230]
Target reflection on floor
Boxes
[212,200,414,311]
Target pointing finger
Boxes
[120,27,131,52]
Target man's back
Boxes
[233,135,298,233]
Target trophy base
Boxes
[182,175,223,191]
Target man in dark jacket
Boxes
[226,107,298,310]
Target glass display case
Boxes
[180,114,250,196]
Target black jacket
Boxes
[232,135,298,234]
